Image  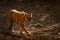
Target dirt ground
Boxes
[0,0,60,40]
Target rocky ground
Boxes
[0,0,60,40]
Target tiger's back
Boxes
[8,9,27,23]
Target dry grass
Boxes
[0,33,60,40]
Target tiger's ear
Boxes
[31,13,32,17]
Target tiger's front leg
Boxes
[19,21,29,35]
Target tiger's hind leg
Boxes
[9,19,14,34]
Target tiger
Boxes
[8,9,32,34]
